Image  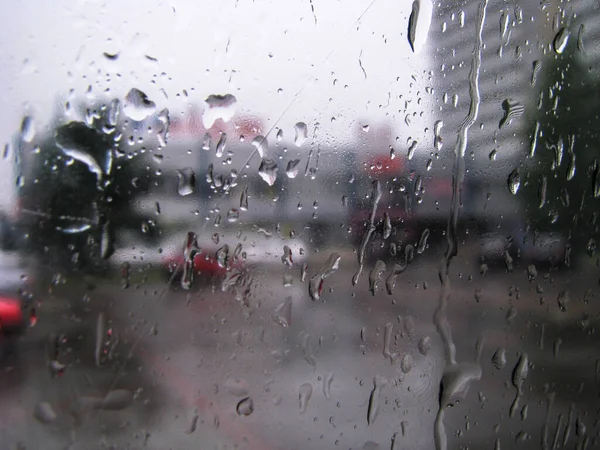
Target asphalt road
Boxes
[1,246,599,450]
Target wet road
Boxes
[1,248,599,450]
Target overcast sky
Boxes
[0,0,434,147]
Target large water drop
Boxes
[123,88,156,121]
[408,0,433,54]
[203,94,237,128]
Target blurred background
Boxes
[0,0,600,449]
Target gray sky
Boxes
[0,0,440,212]
[0,0,432,144]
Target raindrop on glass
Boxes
[123,88,156,121]
[286,159,300,179]
[553,27,569,54]
[258,159,278,186]
[507,169,520,195]
[236,397,254,416]
[177,168,196,196]
[299,383,313,413]
[294,122,308,147]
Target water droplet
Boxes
[281,245,293,267]
[301,333,316,367]
[107,98,120,127]
[577,24,585,52]
[157,108,170,147]
[557,290,569,312]
[309,253,341,300]
[407,140,418,160]
[276,128,283,141]
[55,122,107,184]
[100,221,114,260]
[492,348,506,369]
[251,135,268,158]
[203,94,237,128]
[507,169,520,195]
[294,122,308,147]
[299,383,313,413]
[95,312,105,368]
[258,159,278,186]
[499,11,510,41]
[181,232,199,290]
[553,27,569,54]
[510,353,528,417]
[527,264,537,281]
[499,99,524,129]
[301,262,308,282]
[408,0,433,54]
[123,88,156,121]
[236,397,254,416]
[433,120,443,151]
[227,209,239,222]
[418,336,431,355]
[566,135,576,181]
[323,372,334,400]
[538,176,547,208]
[20,116,36,143]
[382,323,395,362]
[385,245,413,294]
[389,146,396,160]
[201,133,211,151]
[216,245,229,269]
[286,159,300,178]
[272,298,292,327]
[101,389,133,410]
[354,180,383,286]
[368,260,386,296]
[417,228,430,254]
[439,363,482,408]
[400,354,413,374]
[240,187,249,211]
[383,212,392,239]
[531,60,542,86]
[367,375,386,425]
[177,168,196,196]
[34,402,57,424]
[216,132,227,158]
[186,410,199,434]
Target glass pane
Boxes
[1,0,599,449]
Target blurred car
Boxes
[0,295,27,362]
[477,228,568,269]
[112,230,309,285]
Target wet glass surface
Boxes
[1,1,600,449]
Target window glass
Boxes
[1,1,599,449]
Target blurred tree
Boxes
[16,97,155,273]
[523,33,600,265]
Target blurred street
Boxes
[1,244,599,450]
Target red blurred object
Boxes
[163,252,243,279]
[366,155,404,175]
[0,297,24,330]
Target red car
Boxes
[0,296,27,361]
